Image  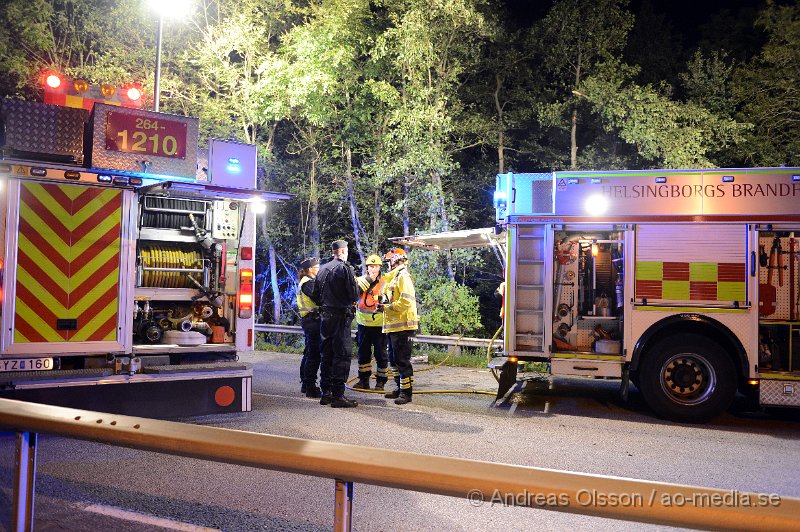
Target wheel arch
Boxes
[630,314,749,379]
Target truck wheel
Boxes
[639,334,736,423]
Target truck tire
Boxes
[639,334,736,423]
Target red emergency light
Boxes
[42,71,145,110]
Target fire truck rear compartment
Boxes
[133,195,237,354]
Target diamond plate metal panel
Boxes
[87,103,199,179]
[531,179,553,213]
[759,379,800,407]
[0,99,87,163]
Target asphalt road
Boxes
[1,350,799,531]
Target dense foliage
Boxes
[1,0,797,334]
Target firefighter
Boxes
[376,248,419,405]
[312,239,360,408]
[354,254,389,390]
[297,257,322,398]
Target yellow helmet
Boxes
[366,254,383,266]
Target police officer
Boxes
[297,257,322,398]
[312,239,360,408]
[376,248,419,405]
[353,254,389,390]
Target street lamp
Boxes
[147,0,192,112]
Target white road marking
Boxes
[82,503,219,531]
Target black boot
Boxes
[384,388,401,399]
[306,387,322,399]
[320,394,333,406]
[394,389,412,405]
[353,378,371,390]
[374,379,386,391]
[301,383,307,394]
[330,395,358,408]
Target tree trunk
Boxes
[403,176,410,238]
[570,108,578,170]
[344,145,366,270]
[373,186,381,251]
[269,242,280,323]
[571,52,582,170]
[258,214,281,324]
[494,72,505,174]
[309,159,320,259]
[430,171,454,279]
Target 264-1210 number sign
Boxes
[105,111,187,159]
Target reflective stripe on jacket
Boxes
[380,265,418,333]
[356,274,384,327]
[296,276,318,317]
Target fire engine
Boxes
[398,168,800,423]
[494,168,800,422]
[0,97,290,417]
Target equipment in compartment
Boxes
[552,231,624,352]
[134,194,235,346]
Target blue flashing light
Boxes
[226,163,241,174]
[793,175,800,182]
[591,178,602,184]
[493,190,507,210]
[655,177,667,183]
[567,178,579,185]
[97,175,113,183]
[722,175,734,183]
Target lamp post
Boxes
[148,0,191,113]
[154,13,163,112]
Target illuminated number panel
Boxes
[105,111,187,160]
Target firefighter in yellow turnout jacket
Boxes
[354,255,389,390]
[376,248,419,405]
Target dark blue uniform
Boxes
[312,257,359,399]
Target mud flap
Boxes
[619,367,630,403]
[496,360,518,400]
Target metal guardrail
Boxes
[2,398,799,531]
[255,324,501,349]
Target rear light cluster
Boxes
[238,247,254,319]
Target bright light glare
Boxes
[148,0,192,18]
[250,200,267,214]
[127,87,142,101]
[584,194,609,216]
[46,74,62,89]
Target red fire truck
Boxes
[0,98,289,417]
[489,169,800,422]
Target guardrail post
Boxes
[333,478,353,532]
[12,431,37,532]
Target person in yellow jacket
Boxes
[354,254,389,390]
[296,257,322,398]
[376,248,419,405]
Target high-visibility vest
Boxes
[296,276,319,317]
[356,274,384,327]
[380,265,418,333]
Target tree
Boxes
[0,0,154,99]
[580,60,747,168]
[733,1,800,166]
[536,0,634,169]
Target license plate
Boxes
[0,358,54,372]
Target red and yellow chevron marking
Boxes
[635,261,746,302]
[14,182,122,343]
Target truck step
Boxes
[143,362,250,375]
[0,368,113,385]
